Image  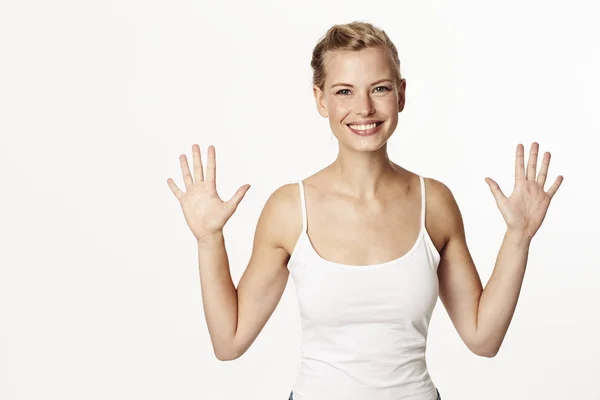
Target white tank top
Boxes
[286,175,441,400]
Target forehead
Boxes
[324,47,394,86]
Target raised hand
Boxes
[484,142,564,239]
[167,144,251,242]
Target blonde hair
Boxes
[310,21,403,91]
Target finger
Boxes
[515,144,526,182]
[526,142,539,181]
[192,144,204,183]
[546,175,564,199]
[485,177,508,206]
[536,152,551,188]
[167,178,184,200]
[226,184,251,212]
[206,145,216,183]
[180,154,194,189]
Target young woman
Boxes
[167,22,563,400]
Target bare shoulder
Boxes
[257,182,303,256]
[424,176,457,211]
[422,177,463,252]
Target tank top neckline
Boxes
[295,175,429,269]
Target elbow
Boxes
[470,342,498,358]
[214,341,243,361]
[214,348,241,361]
[475,348,498,358]
[212,333,241,361]
[468,338,498,358]
[469,330,499,358]
[214,351,230,361]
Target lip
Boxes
[346,121,384,136]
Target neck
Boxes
[329,143,405,199]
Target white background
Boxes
[1,0,598,399]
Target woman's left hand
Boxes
[484,142,564,240]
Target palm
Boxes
[485,142,563,239]
[167,145,251,242]
[180,184,229,238]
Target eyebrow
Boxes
[330,78,394,89]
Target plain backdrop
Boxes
[1,0,599,399]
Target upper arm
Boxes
[433,180,485,355]
[231,184,295,359]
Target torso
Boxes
[281,165,448,267]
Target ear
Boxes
[398,78,406,113]
[313,85,329,118]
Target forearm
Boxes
[197,231,239,360]
[475,229,532,356]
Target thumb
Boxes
[484,177,507,205]
[226,184,251,212]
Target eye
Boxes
[374,86,392,93]
[335,86,391,95]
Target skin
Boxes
[167,46,563,361]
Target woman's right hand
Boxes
[167,144,251,243]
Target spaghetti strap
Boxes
[298,180,308,234]
[419,175,426,229]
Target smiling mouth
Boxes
[346,121,384,131]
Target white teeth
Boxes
[349,122,378,130]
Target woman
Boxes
[167,21,563,400]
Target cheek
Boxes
[327,100,352,119]
[385,104,399,116]
[378,95,399,110]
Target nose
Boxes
[355,92,375,116]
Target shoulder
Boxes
[423,177,464,249]
[255,182,302,253]
[262,182,301,214]
[423,176,456,207]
